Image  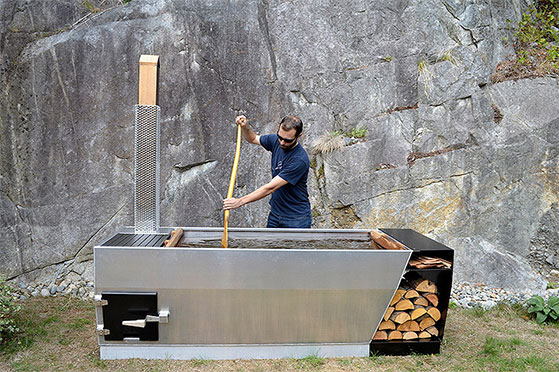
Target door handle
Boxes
[122,319,147,328]
[122,310,170,328]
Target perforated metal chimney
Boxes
[134,55,160,234]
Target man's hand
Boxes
[237,115,260,145]
[223,197,244,210]
[235,115,247,127]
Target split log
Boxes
[371,241,385,250]
[397,320,420,332]
[426,326,439,337]
[418,331,432,339]
[373,330,387,340]
[387,330,403,340]
[427,306,441,321]
[413,296,429,307]
[410,307,427,320]
[411,279,437,293]
[403,331,418,340]
[408,256,452,269]
[383,306,395,321]
[404,289,420,299]
[390,311,411,324]
[419,317,436,330]
[390,289,406,306]
[425,293,439,307]
[164,228,183,247]
[369,230,407,250]
[395,299,415,311]
[378,320,396,331]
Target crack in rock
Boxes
[407,143,467,167]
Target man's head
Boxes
[277,115,303,150]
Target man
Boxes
[222,115,311,228]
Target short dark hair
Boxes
[279,115,303,137]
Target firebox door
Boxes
[100,291,161,341]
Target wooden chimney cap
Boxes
[138,55,159,105]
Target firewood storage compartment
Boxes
[370,229,454,355]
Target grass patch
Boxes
[438,50,457,64]
[317,164,324,179]
[337,357,353,366]
[1,299,559,372]
[191,358,213,367]
[481,336,525,356]
[82,1,101,13]
[344,127,367,139]
[417,59,433,98]
[68,317,90,330]
[296,354,325,368]
[463,306,487,318]
[309,157,317,168]
[477,352,559,372]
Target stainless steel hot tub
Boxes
[94,226,411,360]
[95,56,413,360]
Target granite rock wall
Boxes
[1,0,556,291]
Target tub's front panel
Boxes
[95,246,411,345]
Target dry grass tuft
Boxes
[312,131,345,154]
[417,59,433,98]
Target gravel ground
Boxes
[12,277,559,310]
[9,257,559,310]
[451,281,559,309]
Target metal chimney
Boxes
[134,55,160,233]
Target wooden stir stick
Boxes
[221,122,242,248]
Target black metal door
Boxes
[101,291,158,341]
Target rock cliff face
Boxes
[1,0,556,291]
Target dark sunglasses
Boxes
[277,131,297,143]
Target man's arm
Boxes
[236,115,260,145]
[223,175,288,210]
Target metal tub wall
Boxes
[94,227,411,358]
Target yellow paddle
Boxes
[221,122,242,248]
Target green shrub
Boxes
[515,0,559,64]
[515,2,559,64]
[526,295,559,324]
[0,276,21,344]
[345,127,367,138]
[493,1,559,82]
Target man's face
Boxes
[277,126,299,150]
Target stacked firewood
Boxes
[373,278,441,341]
[408,256,452,269]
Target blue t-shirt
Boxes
[260,134,311,218]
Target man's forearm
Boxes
[238,183,276,206]
[242,126,259,144]
[223,176,288,210]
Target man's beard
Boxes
[280,141,298,150]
